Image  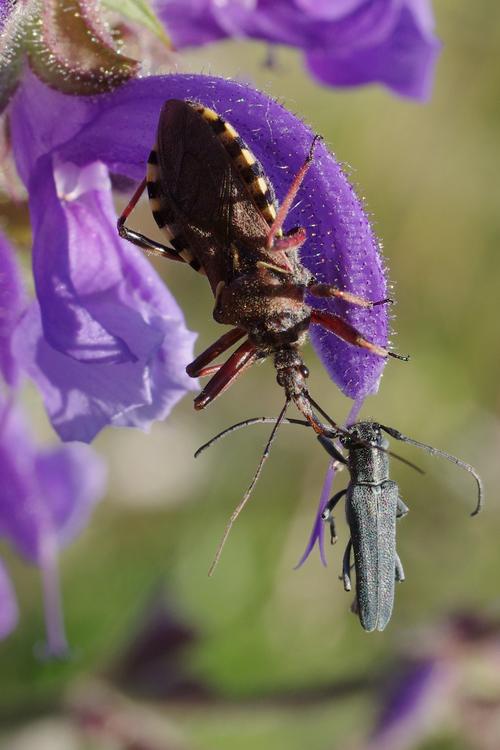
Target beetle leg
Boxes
[194,340,258,410]
[321,489,347,544]
[316,435,348,465]
[342,539,353,591]
[186,328,246,378]
[397,498,409,518]
[117,178,187,262]
[308,281,392,309]
[395,553,405,582]
[266,135,322,250]
[310,308,409,361]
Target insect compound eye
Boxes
[299,364,309,379]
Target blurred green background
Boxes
[1,1,500,748]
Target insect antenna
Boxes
[304,393,347,438]
[385,451,425,474]
[207,399,291,577]
[197,414,424,475]
[195,416,308,458]
[379,424,484,516]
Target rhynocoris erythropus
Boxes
[118,99,404,436]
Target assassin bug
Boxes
[118,99,405,435]
[198,417,483,622]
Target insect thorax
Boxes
[346,423,391,486]
[214,264,312,352]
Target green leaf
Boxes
[103,0,171,46]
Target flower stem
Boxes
[38,531,69,659]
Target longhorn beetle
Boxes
[197,417,483,620]
[118,100,405,436]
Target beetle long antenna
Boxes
[208,400,290,577]
[379,424,484,516]
[386,451,425,475]
[195,417,309,458]
[196,415,425,474]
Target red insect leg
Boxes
[310,308,390,358]
[194,340,258,410]
[308,282,392,309]
[186,327,246,377]
[266,135,322,251]
[117,178,185,262]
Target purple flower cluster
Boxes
[0,0,436,647]
[155,0,440,100]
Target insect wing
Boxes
[155,100,273,291]
[347,480,399,632]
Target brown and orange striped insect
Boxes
[118,99,403,434]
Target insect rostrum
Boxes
[118,99,402,434]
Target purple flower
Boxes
[0,394,106,653]
[6,71,198,442]
[155,0,440,100]
[9,70,389,426]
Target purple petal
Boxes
[13,290,196,443]
[10,72,388,399]
[154,0,439,100]
[293,0,366,20]
[295,459,335,568]
[153,0,235,47]
[297,397,365,567]
[29,160,136,364]
[250,0,399,50]
[34,443,106,550]
[0,397,105,561]
[0,558,18,639]
[0,229,27,386]
[307,2,441,101]
[8,149,197,441]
